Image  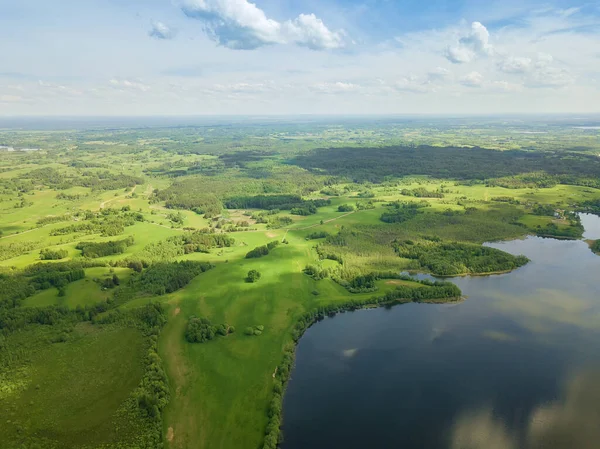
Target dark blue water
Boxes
[282,217,600,449]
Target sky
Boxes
[0,0,599,116]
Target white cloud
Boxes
[311,82,360,94]
[496,52,573,88]
[181,0,344,50]
[37,80,83,96]
[498,56,532,74]
[109,79,151,92]
[525,66,574,88]
[490,81,522,92]
[395,75,433,94]
[427,67,451,80]
[210,82,276,93]
[0,95,23,103]
[446,22,493,64]
[283,14,345,50]
[149,22,175,40]
[460,71,484,87]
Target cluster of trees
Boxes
[381,279,462,302]
[380,202,423,223]
[345,273,377,292]
[292,145,600,185]
[185,316,234,343]
[56,192,83,201]
[337,204,354,212]
[532,204,556,216]
[355,200,376,210]
[266,216,293,229]
[77,172,143,191]
[590,240,600,254]
[290,205,317,216]
[167,211,185,225]
[245,324,264,336]
[306,231,330,240]
[492,196,521,205]
[76,236,135,258]
[155,185,223,217]
[0,273,36,310]
[578,199,600,215]
[132,261,214,296]
[225,194,331,216]
[303,265,329,280]
[50,207,144,237]
[39,248,68,260]
[290,199,330,216]
[24,261,88,290]
[392,240,529,276]
[245,241,280,259]
[36,214,72,226]
[1,240,39,262]
[23,167,143,191]
[170,231,235,254]
[100,274,120,289]
[246,270,261,283]
[225,194,304,210]
[534,222,584,239]
[401,187,444,198]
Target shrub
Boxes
[246,270,261,283]
[185,317,216,343]
[40,248,68,260]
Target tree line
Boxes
[392,240,529,276]
[246,241,280,259]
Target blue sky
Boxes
[0,0,599,115]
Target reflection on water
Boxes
[282,215,600,449]
[451,369,600,449]
[580,213,600,240]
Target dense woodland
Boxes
[293,146,600,185]
[392,240,530,276]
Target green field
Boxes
[0,323,147,449]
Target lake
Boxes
[282,215,600,449]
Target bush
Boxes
[337,204,354,212]
[246,241,280,259]
[39,248,68,260]
[185,316,232,343]
[76,236,134,258]
[185,317,216,343]
[246,270,261,283]
[246,245,269,259]
[306,231,330,240]
[245,325,264,336]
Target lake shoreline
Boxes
[265,291,464,447]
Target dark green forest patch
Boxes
[292,146,600,185]
[392,240,529,276]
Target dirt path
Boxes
[295,210,357,231]
[161,304,201,449]
[0,225,46,239]
[99,185,137,210]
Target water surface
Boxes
[282,216,600,449]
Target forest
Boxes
[292,145,600,185]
